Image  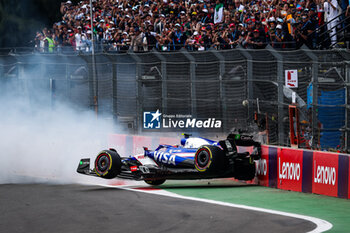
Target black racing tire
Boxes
[94,149,122,179]
[233,158,256,180]
[144,179,166,186]
[194,145,226,173]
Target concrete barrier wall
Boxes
[108,134,349,199]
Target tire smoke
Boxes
[0,81,118,185]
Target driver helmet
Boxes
[180,138,187,146]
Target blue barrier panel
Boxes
[338,154,349,198]
[269,147,278,188]
[302,151,313,193]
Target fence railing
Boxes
[0,47,349,152]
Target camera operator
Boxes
[294,13,315,48]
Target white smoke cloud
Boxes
[0,73,119,185]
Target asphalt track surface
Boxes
[0,184,316,233]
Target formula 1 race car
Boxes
[77,133,261,185]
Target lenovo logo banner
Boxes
[255,146,269,187]
[256,159,267,176]
[314,165,336,185]
[312,152,338,197]
[277,148,303,192]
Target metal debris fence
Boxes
[0,46,349,152]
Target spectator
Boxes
[308,7,319,47]
[95,27,105,52]
[324,0,340,47]
[145,25,158,51]
[154,14,166,34]
[200,8,212,24]
[255,21,267,45]
[271,24,285,49]
[119,32,131,51]
[84,30,93,52]
[53,27,64,52]
[44,30,55,53]
[345,5,350,47]
[157,31,171,51]
[169,23,187,50]
[303,12,316,46]
[34,32,45,52]
[247,29,266,49]
[131,27,144,52]
[285,5,296,36]
[36,0,345,52]
[234,31,247,47]
[75,26,87,51]
[267,17,277,44]
[67,31,76,49]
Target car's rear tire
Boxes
[144,179,166,186]
[94,149,122,179]
[194,145,226,173]
[233,159,256,180]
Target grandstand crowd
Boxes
[34,0,350,52]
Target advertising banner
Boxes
[256,145,269,187]
[312,151,338,197]
[277,148,303,192]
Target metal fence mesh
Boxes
[0,47,349,152]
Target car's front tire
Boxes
[94,149,121,179]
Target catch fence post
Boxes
[106,54,117,123]
[78,54,95,113]
[237,45,253,129]
[210,48,226,133]
[152,49,167,115]
[301,45,318,149]
[266,45,284,146]
[180,48,196,118]
[129,51,142,134]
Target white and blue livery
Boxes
[77,133,261,185]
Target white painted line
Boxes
[100,184,333,233]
